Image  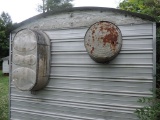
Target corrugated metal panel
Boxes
[10,23,155,120]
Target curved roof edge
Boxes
[12,7,155,30]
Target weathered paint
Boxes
[10,7,156,120]
[84,21,122,63]
[13,30,37,52]
[12,68,36,90]
[12,29,50,91]
[13,54,36,65]
[12,8,154,33]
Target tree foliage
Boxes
[119,0,160,22]
[119,0,160,120]
[38,0,74,13]
[0,12,12,60]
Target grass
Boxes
[0,70,9,120]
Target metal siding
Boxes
[9,33,12,120]
[152,23,156,91]
[10,23,154,120]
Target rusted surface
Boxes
[84,21,122,63]
[91,47,94,54]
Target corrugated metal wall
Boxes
[10,23,155,120]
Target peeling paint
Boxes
[84,21,122,63]
[91,47,94,54]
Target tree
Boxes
[119,0,160,120]
[38,0,74,13]
[119,0,160,22]
[0,12,12,60]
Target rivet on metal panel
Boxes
[84,21,122,63]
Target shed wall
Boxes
[10,9,156,120]
[3,60,9,73]
[10,22,155,120]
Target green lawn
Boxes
[0,70,9,120]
